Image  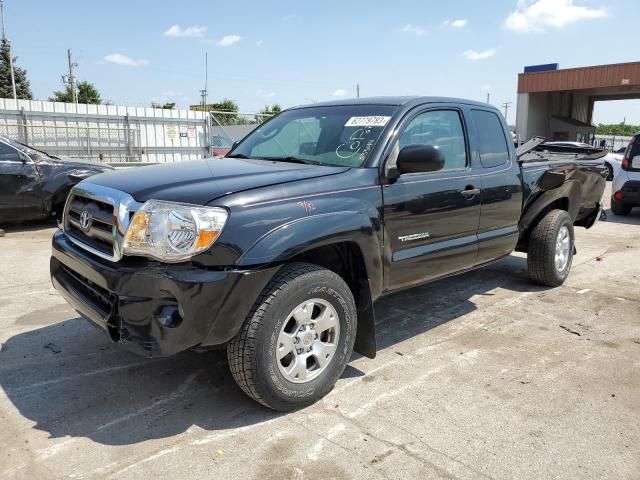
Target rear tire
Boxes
[227,262,357,411]
[527,209,574,287]
[605,162,613,181]
[611,197,631,216]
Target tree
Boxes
[259,103,282,115]
[210,98,242,125]
[50,80,102,104]
[595,123,640,137]
[151,102,176,109]
[0,38,33,99]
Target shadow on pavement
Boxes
[0,254,542,446]
[601,208,640,225]
[1,217,58,233]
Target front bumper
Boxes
[51,230,279,357]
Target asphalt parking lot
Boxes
[1,183,639,480]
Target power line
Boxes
[200,52,208,106]
[502,101,512,122]
[62,48,78,104]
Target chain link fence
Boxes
[208,111,273,156]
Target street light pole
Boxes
[0,0,17,100]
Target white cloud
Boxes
[257,89,276,98]
[462,49,496,60]
[400,24,426,36]
[505,0,607,33]
[217,35,242,47]
[256,39,264,47]
[163,25,207,38]
[282,14,297,22]
[103,53,149,67]
[333,89,348,97]
[444,19,467,28]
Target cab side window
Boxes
[0,142,20,162]
[471,110,509,168]
[398,110,467,170]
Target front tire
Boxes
[611,197,631,216]
[227,263,357,411]
[527,210,574,287]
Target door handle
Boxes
[461,187,480,197]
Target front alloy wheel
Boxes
[227,263,356,411]
[277,299,340,383]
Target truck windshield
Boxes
[229,105,398,167]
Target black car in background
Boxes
[0,136,112,223]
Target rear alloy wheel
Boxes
[527,209,574,287]
[227,263,356,411]
[611,197,631,216]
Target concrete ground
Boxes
[1,184,639,480]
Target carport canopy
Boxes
[516,61,640,142]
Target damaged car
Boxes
[0,136,112,224]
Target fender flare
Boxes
[237,211,382,358]
[520,178,582,232]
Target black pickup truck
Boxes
[50,97,606,410]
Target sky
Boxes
[5,0,640,124]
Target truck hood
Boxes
[86,157,350,204]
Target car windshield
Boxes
[1,136,55,161]
[230,105,398,167]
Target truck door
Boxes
[0,142,43,222]
[382,107,481,290]
[469,109,523,265]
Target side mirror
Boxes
[396,144,445,175]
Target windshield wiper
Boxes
[262,156,324,165]
[226,153,250,159]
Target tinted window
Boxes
[471,110,509,168]
[397,110,467,170]
[0,142,20,162]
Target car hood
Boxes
[86,157,350,204]
[39,156,114,172]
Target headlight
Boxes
[122,200,228,262]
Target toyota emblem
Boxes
[79,209,93,232]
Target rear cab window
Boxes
[471,110,510,168]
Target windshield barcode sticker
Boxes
[344,116,391,127]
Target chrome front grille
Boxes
[66,195,115,256]
[62,183,141,262]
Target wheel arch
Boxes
[237,211,382,358]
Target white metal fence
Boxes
[0,98,212,163]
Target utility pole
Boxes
[502,101,512,122]
[356,83,360,98]
[0,0,17,100]
[486,92,490,104]
[62,48,78,104]
[200,52,208,106]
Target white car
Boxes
[603,148,625,181]
[611,134,640,215]
[545,142,620,180]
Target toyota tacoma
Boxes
[50,97,607,410]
